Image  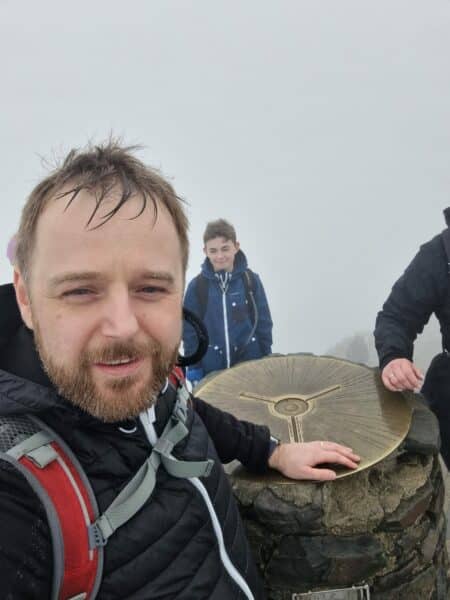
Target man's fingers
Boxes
[319,442,360,462]
[398,363,421,389]
[382,359,424,392]
[412,364,424,381]
[273,442,360,481]
[382,372,399,391]
[388,370,409,390]
[301,466,337,481]
[383,366,418,391]
[321,450,360,469]
[395,373,415,390]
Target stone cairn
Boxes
[230,395,448,599]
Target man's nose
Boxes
[100,292,139,339]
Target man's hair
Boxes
[15,140,189,281]
[203,219,237,245]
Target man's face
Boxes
[204,236,239,273]
[14,188,184,422]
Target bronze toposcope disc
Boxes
[195,355,412,481]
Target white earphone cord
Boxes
[139,411,254,600]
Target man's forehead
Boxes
[33,189,181,254]
[31,188,182,276]
[41,185,154,227]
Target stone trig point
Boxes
[196,355,448,599]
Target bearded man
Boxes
[0,141,359,599]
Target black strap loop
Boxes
[178,308,209,367]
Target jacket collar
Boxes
[201,249,248,280]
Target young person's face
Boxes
[204,236,240,272]
[14,188,184,422]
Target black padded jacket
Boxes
[0,284,268,599]
[374,233,450,371]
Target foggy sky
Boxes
[1,0,449,359]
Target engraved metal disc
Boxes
[194,354,412,480]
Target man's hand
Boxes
[268,441,360,481]
[381,358,423,392]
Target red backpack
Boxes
[0,367,212,600]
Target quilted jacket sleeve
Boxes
[374,235,448,370]
[192,395,272,473]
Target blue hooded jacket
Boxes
[183,250,273,382]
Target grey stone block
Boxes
[382,479,433,531]
[372,565,436,600]
[403,405,441,456]
[267,534,385,588]
[254,487,323,534]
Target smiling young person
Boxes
[183,219,273,384]
[0,142,359,600]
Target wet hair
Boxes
[15,139,189,281]
[203,218,237,245]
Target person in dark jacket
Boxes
[0,141,359,599]
[374,214,450,467]
[183,219,273,384]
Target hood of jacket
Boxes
[0,283,65,418]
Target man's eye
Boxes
[62,288,93,297]
[140,286,165,294]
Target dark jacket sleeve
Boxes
[253,274,273,356]
[374,234,448,370]
[192,395,272,473]
[0,459,52,599]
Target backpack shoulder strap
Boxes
[242,269,256,323]
[194,274,209,320]
[0,415,102,600]
[242,268,255,294]
[88,382,213,549]
[169,365,186,387]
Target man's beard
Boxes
[33,324,179,423]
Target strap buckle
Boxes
[172,386,190,424]
[88,522,108,548]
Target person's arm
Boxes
[0,460,52,598]
[182,278,205,382]
[192,395,271,472]
[192,396,360,480]
[374,236,448,390]
[252,274,273,355]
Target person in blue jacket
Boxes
[183,219,273,384]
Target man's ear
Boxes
[235,241,240,252]
[13,270,34,330]
[203,246,207,256]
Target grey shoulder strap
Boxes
[89,385,214,548]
